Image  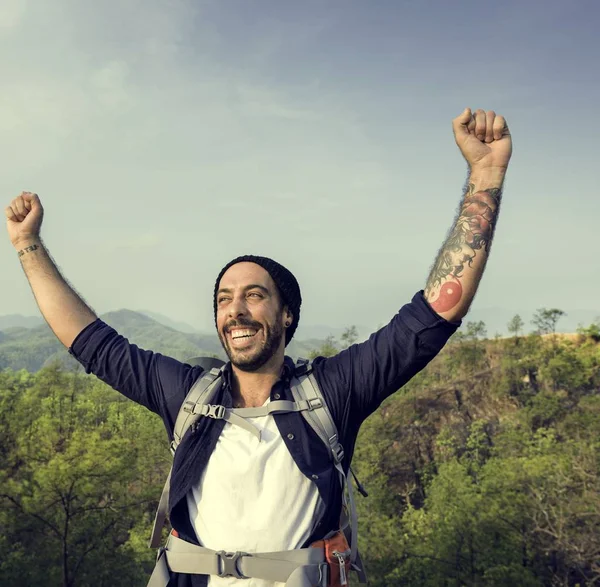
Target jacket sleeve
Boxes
[68,319,202,428]
[313,291,460,428]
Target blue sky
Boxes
[1,0,599,335]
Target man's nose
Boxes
[228,296,248,318]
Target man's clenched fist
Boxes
[5,192,44,249]
[453,108,512,171]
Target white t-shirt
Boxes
[187,399,326,587]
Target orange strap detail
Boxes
[311,531,351,586]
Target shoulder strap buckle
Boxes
[182,400,196,414]
[308,397,323,410]
[205,404,226,420]
[332,442,345,464]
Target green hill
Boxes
[0,314,44,330]
[0,310,225,372]
[101,309,221,360]
[0,310,326,371]
[0,322,63,371]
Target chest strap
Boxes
[183,397,327,441]
[147,534,327,587]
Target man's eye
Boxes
[248,292,262,299]
[218,297,230,304]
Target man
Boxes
[5,107,512,586]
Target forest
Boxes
[1,311,599,586]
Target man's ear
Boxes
[283,307,293,327]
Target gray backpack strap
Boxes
[147,534,328,587]
[290,359,367,583]
[149,470,172,548]
[149,366,224,548]
[172,367,224,450]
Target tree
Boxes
[507,314,524,339]
[0,366,164,587]
[447,321,489,375]
[308,335,339,359]
[308,326,359,359]
[340,326,359,348]
[466,321,487,340]
[531,308,566,336]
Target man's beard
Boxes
[219,318,285,372]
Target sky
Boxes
[1,0,599,336]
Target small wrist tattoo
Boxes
[17,244,39,258]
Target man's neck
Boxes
[230,353,286,408]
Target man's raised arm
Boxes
[5,192,97,347]
[424,108,513,322]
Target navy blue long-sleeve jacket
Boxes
[69,291,459,586]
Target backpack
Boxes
[149,357,367,584]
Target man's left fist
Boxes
[453,108,512,171]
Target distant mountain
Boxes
[0,314,44,330]
[0,321,66,372]
[0,310,225,372]
[138,310,199,334]
[99,309,225,362]
[287,337,330,359]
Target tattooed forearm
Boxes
[425,182,502,315]
[17,243,40,258]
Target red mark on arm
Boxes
[430,280,463,313]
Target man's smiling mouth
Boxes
[230,328,258,340]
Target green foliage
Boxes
[307,326,360,359]
[0,326,65,371]
[577,318,600,342]
[2,324,600,586]
[352,328,600,586]
[309,335,340,359]
[445,320,489,376]
[0,366,167,586]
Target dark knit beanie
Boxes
[213,255,302,346]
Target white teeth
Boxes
[231,329,257,340]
